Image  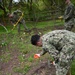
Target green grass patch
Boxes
[28,56,34,62]
[71,60,75,75]
[13,65,30,74]
[26,20,64,29]
[0,53,11,63]
[0,20,64,33]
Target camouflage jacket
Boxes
[41,30,75,61]
[64,2,75,22]
[10,10,23,23]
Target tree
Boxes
[0,0,13,15]
[8,0,13,13]
[0,0,7,15]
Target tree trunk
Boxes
[8,0,13,13]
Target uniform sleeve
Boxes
[40,48,47,56]
[41,42,59,60]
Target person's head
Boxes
[65,0,71,5]
[31,34,42,47]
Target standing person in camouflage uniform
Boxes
[64,0,75,31]
[8,10,29,33]
[31,30,75,75]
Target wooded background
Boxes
[0,0,75,24]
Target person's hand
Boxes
[58,16,63,19]
[34,54,40,59]
[51,61,56,65]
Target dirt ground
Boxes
[26,61,56,75]
[0,25,66,75]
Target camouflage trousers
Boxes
[55,43,75,75]
[64,20,75,31]
[17,20,29,33]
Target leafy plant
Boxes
[28,56,34,62]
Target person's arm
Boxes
[35,43,59,60]
[34,48,47,59]
[41,42,59,60]
[40,48,47,56]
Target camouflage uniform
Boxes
[64,2,75,31]
[40,30,75,75]
[10,10,29,33]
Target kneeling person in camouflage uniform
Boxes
[31,30,75,75]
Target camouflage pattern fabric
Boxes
[10,10,29,32]
[64,19,74,31]
[64,3,75,31]
[40,30,75,75]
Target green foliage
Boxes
[37,0,46,11]
[23,65,30,74]
[0,0,75,22]
[0,10,3,16]
[1,42,8,46]
[71,60,75,75]
[0,26,7,32]
[28,56,34,62]
[13,67,23,73]
[0,53,11,63]
[13,65,30,74]
[18,54,26,62]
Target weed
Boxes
[0,53,11,63]
[28,56,34,62]
[13,65,30,74]
[18,54,26,62]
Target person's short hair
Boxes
[31,34,40,45]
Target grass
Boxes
[13,64,30,74]
[0,20,75,75]
[26,20,64,29]
[0,52,11,63]
[28,56,34,62]
[0,20,64,33]
[71,60,75,75]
